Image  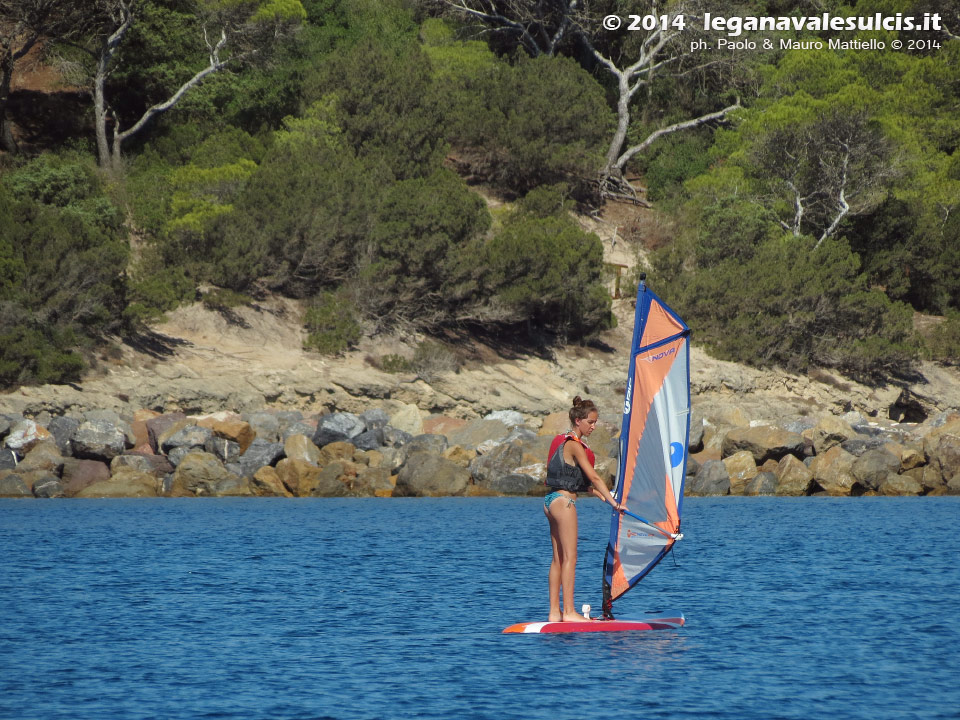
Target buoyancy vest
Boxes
[544,432,595,493]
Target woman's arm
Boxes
[570,442,625,511]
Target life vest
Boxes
[544,432,595,493]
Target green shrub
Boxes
[925,312,960,364]
[303,291,362,354]
[412,339,458,381]
[376,353,413,373]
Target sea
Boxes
[1,496,958,720]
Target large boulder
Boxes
[62,459,111,497]
[808,445,858,496]
[170,451,241,497]
[469,441,523,486]
[313,412,366,447]
[76,468,158,497]
[70,420,127,461]
[238,438,285,478]
[388,403,423,436]
[879,474,923,496]
[5,420,53,454]
[46,416,80,455]
[924,420,960,486]
[284,434,321,465]
[17,442,64,475]
[0,471,31,498]
[745,471,777,495]
[395,453,470,497]
[446,419,510,451]
[161,425,214,454]
[721,426,805,464]
[145,413,188,453]
[687,460,730,496]
[812,416,856,455]
[851,448,901,492]
[775,455,815,496]
[250,466,294,497]
[360,408,391,432]
[244,410,282,443]
[723,451,758,495]
[209,419,256,454]
[397,434,449,468]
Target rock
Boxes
[47,416,80,454]
[204,435,241,464]
[443,445,476,468]
[212,475,254,497]
[32,474,65,498]
[146,413,188,452]
[423,415,469,437]
[812,416,856,455]
[250,466,293,497]
[313,412,366,447]
[389,403,423,436]
[721,425,805,463]
[395,453,470,497]
[238,439,285,478]
[469,441,523,487]
[0,415,14,441]
[281,421,317,442]
[382,427,413,448]
[484,410,525,427]
[538,412,570,437]
[446,419,510,451]
[161,425,213,454]
[686,456,701,478]
[352,428,385,451]
[110,454,174,478]
[70,420,127,461]
[808,445,858,496]
[0,471,31,498]
[350,466,395,497]
[360,408,391,431]
[5,420,53,454]
[775,455,815,496]
[924,421,960,485]
[244,410,281,443]
[895,443,926,471]
[688,460,730,496]
[211,419,256,454]
[76,468,158,497]
[851,449,902,492]
[689,418,705,453]
[316,441,359,467]
[62,459,111,496]
[0,448,18,470]
[17,442,64,475]
[723,451,758,495]
[484,473,542,495]
[921,464,944,493]
[284,434,321,465]
[398,434,449,467]
[171,451,239,496]
[745,471,777,495]
[276,458,349,497]
[840,436,887,457]
[879,474,923,496]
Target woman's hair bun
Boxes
[572,396,583,407]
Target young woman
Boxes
[543,396,624,622]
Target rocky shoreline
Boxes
[1,401,957,499]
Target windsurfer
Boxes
[544,396,625,622]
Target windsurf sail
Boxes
[602,275,690,618]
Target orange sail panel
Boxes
[603,282,690,613]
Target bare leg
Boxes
[545,505,562,622]
[548,497,587,622]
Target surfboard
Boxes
[503,612,684,634]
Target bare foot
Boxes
[548,612,562,623]
[562,612,589,622]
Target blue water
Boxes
[1,497,958,720]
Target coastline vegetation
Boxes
[1,0,958,389]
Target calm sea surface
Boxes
[1,496,958,720]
